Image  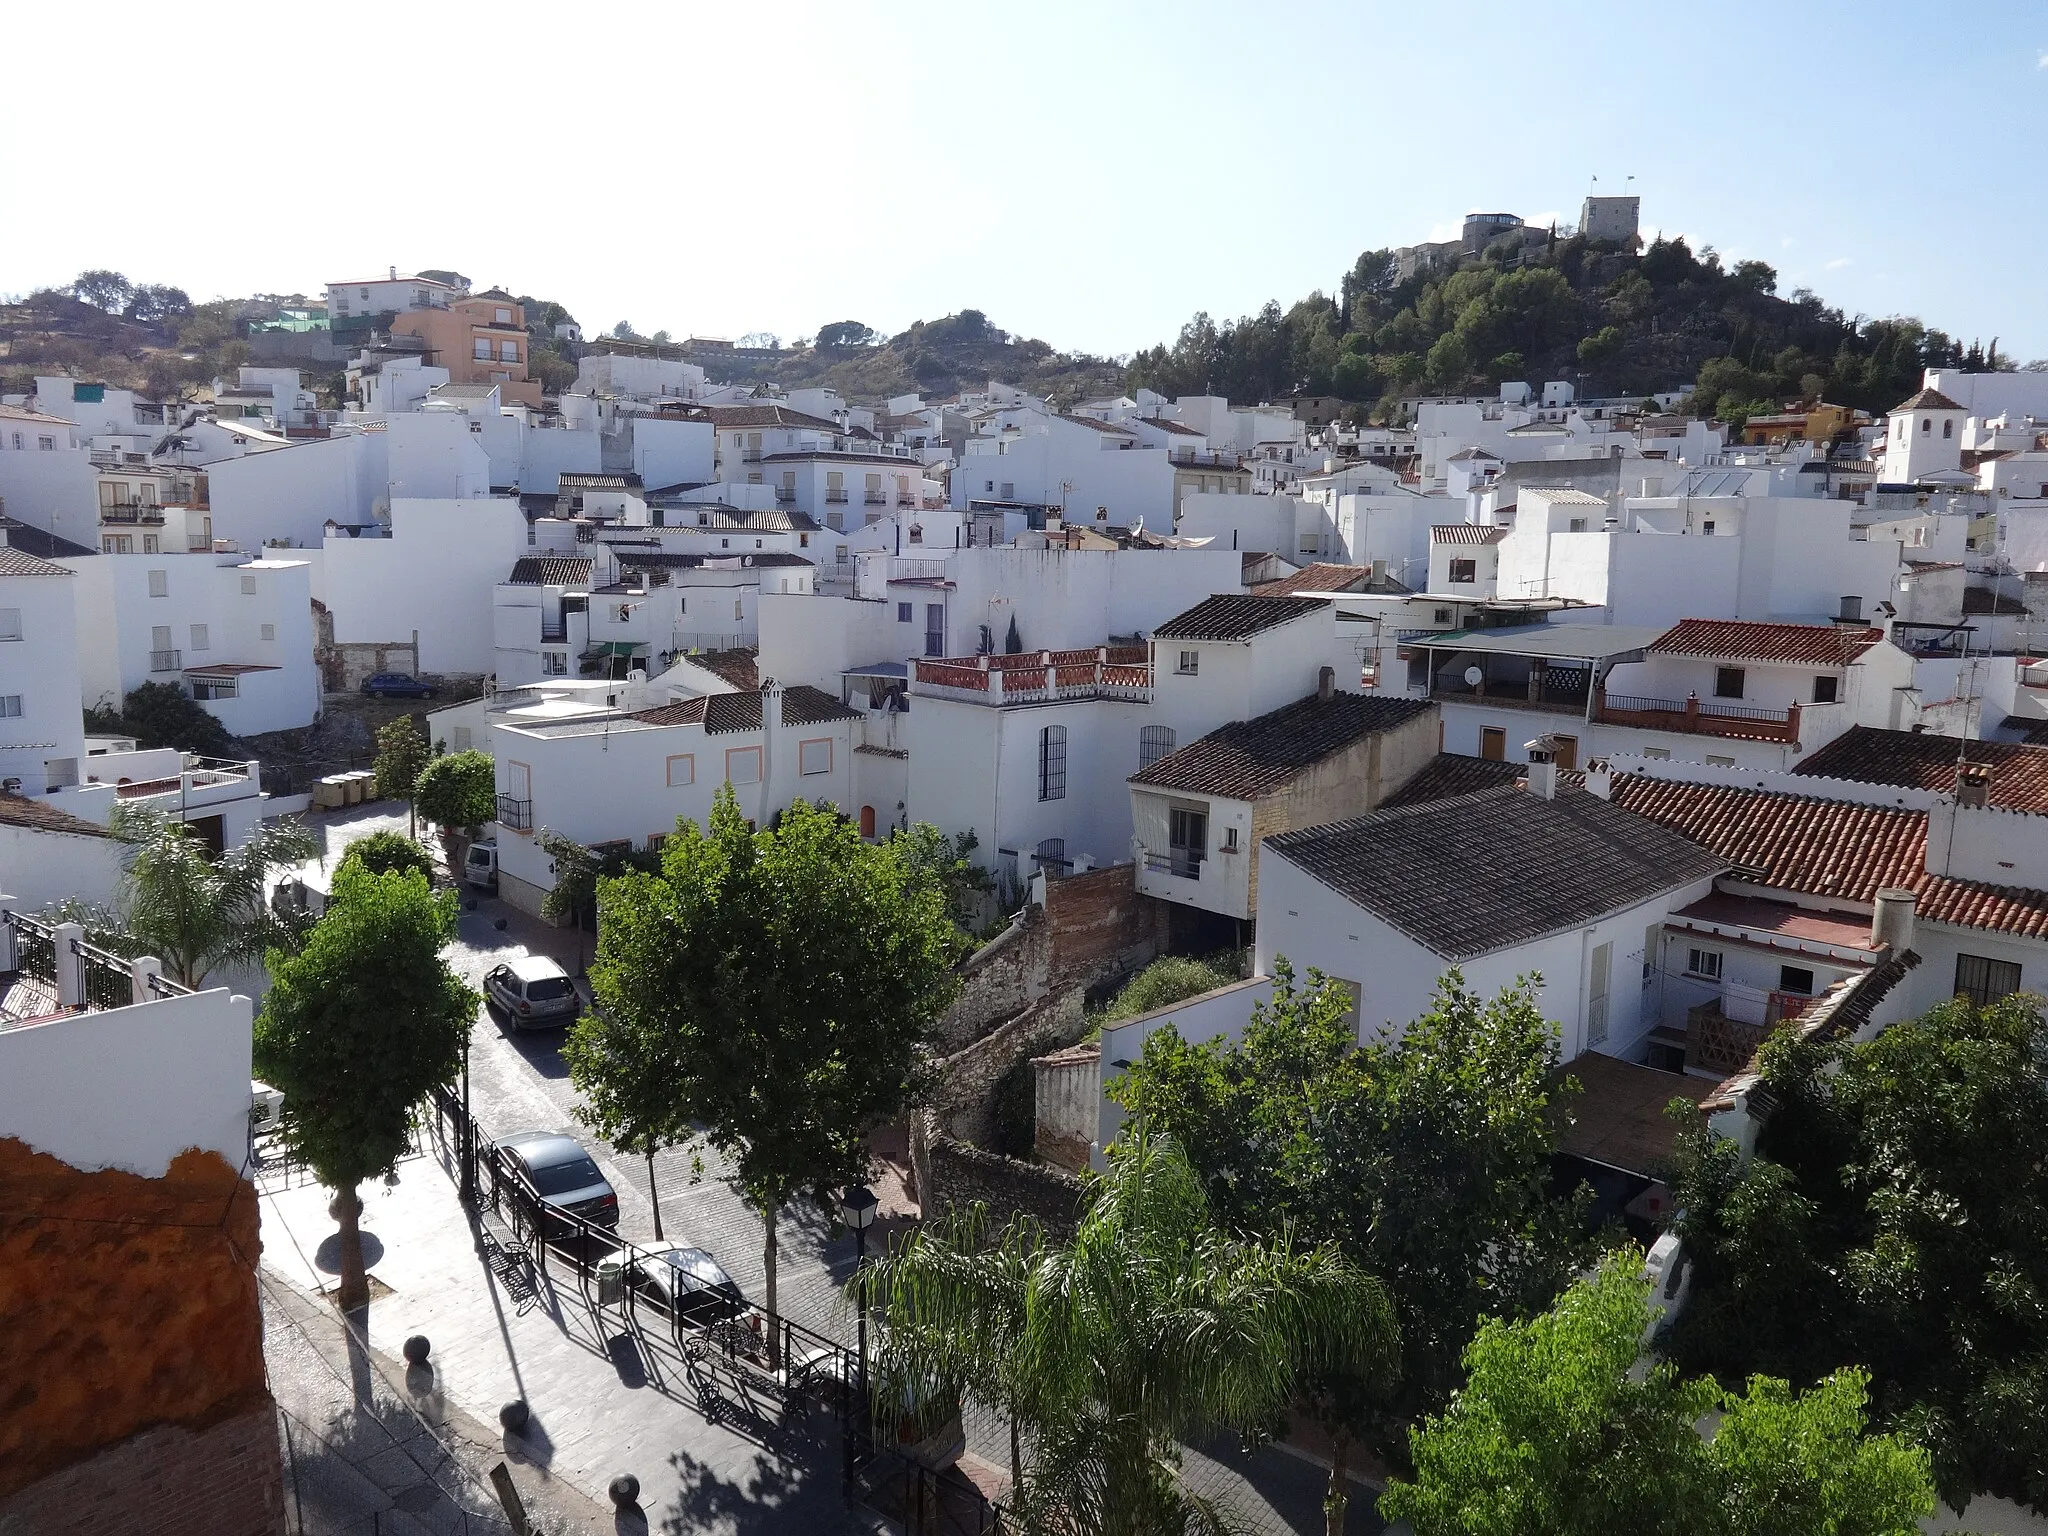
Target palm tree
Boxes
[110,803,318,987]
[860,1132,1399,1535]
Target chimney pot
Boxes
[1318,665,1335,702]
[1837,594,1862,623]
[1523,737,1559,799]
[1956,761,1992,809]
[1871,886,1918,953]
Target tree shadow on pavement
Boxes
[657,1445,841,1536]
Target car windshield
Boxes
[527,1155,604,1195]
[523,977,574,1002]
[658,1249,729,1285]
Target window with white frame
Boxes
[241,572,257,594]
[500,340,519,363]
[666,754,696,787]
[0,695,21,717]
[494,307,512,324]
[1686,947,1723,980]
[725,746,762,785]
[0,608,20,641]
[189,624,208,651]
[260,623,276,641]
[473,338,492,360]
[799,738,833,776]
[1176,649,1199,676]
[147,569,168,598]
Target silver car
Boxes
[490,1131,619,1237]
[483,955,579,1028]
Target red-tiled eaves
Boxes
[1648,619,1883,666]
[1794,726,2048,813]
[1430,524,1510,545]
[1607,775,2048,940]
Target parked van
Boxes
[465,839,499,893]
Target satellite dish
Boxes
[1463,665,1485,687]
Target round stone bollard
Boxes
[608,1474,641,1508]
[402,1336,431,1366]
[499,1400,529,1433]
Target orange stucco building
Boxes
[390,288,543,408]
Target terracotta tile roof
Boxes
[558,471,642,489]
[0,794,109,837]
[1057,414,1135,435]
[506,556,592,585]
[709,403,842,432]
[689,649,759,690]
[1606,774,2048,939]
[1251,563,1373,597]
[0,404,74,427]
[1379,752,1527,810]
[677,508,821,533]
[1266,785,1726,961]
[1648,619,1884,666]
[1130,692,1434,800]
[1892,387,1965,413]
[0,545,76,578]
[1137,416,1202,436]
[630,684,855,735]
[1153,594,1327,642]
[1430,524,1511,545]
[1793,727,2048,811]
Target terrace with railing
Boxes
[1,907,192,1028]
[912,646,1152,706]
[1593,685,1803,746]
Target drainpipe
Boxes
[760,678,780,826]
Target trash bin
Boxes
[597,1254,625,1308]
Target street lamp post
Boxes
[838,1184,878,1415]
[460,1034,476,1206]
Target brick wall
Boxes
[0,1401,284,1536]
[0,1137,276,1523]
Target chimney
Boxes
[1370,558,1388,584]
[1582,756,1613,800]
[1317,665,1335,703]
[1523,736,1558,800]
[1835,594,1863,624]
[1870,886,1918,953]
[389,265,397,281]
[1955,761,1992,809]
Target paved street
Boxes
[260,800,1379,1533]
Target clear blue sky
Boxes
[8,1,2044,365]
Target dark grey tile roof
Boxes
[1265,785,1727,961]
[1153,594,1327,642]
[0,544,76,577]
[0,517,95,562]
[507,556,592,585]
[1130,692,1433,800]
[1378,752,1526,810]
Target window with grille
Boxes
[1955,953,2021,1008]
[1038,725,1067,801]
[1034,838,1066,871]
[1139,725,1175,769]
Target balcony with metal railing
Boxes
[826,489,849,504]
[496,794,534,831]
[1593,685,1802,745]
[1,908,192,1028]
[149,648,182,672]
[100,505,167,525]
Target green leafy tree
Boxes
[1118,965,1594,1510]
[1668,992,2048,1512]
[817,320,879,348]
[889,823,995,940]
[859,1131,1398,1529]
[1577,325,1625,372]
[254,865,476,1312]
[111,680,238,759]
[338,829,434,883]
[1096,953,1241,1025]
[372,716,431,837]
[70,269,135,313]
[412,749,496,867]
[564,787,959,1354]
[1380,1255,1937,1536]
[108,803,317,987]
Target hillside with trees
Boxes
[601,308,1126,405]
[1125,234,2017,427]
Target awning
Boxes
[580,641,646,659]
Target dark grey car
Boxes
[491,1132,619,1238]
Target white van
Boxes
[464,839,499,893]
